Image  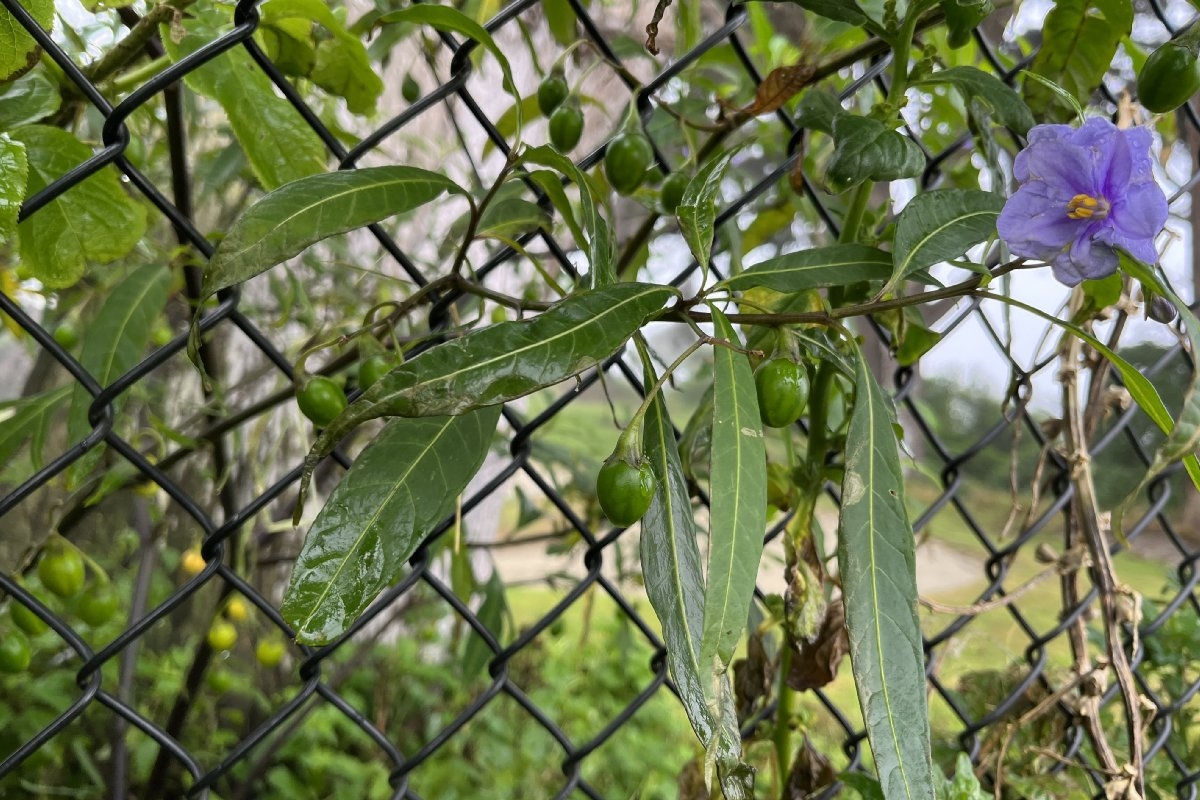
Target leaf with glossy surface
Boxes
[283,408,500,644]
[300,284,677,505]
[839,347,934,800]
[163,6,327,189]
[12,125,147,288]
[377,6,522,132]
[826,115,925,193]
[0,0,51,82]
[0,70,61,130]
[1114,255,1200,532]
[202,166,459,298]
[66,264,172,486]
[890,189,1002,293]
[522,144,613,286]
[701,309,766,674]
[1024,0,1132,121]
[639,354,753,800]
[915,66,1032,135]
[720,244,893,293]
[0,134,26,246]
[772,0,869,26]
[679,149,739,278]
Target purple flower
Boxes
[996,117,1168,287]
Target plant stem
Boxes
[773,634,795,791]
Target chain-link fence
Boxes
[2,0,1200,796]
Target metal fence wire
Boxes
[2,0,1200,796]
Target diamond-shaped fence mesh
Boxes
[1,0,1199,797]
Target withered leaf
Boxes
[733,629,772,720]
[787,596,848,692]
[735,63,815,118]
[785,736,837,798]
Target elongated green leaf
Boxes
[525,168,587,251]
[915,66,1033,135]
[826,115,924,193]
[0,385,70,469]
[770,0,869,26]
[0,134,26,246]
[377,6,522,133]
[283,408,499,644]
[202,166,459,298]
[477,196,551,240]
[940,0,991,48]
[890,189,1002,293]
[522,144,613,286]
[719,244,892,293]
[300,284,677,505]
[1025,0,1132,121]
[462,572,507,680]
[701,309,766,675]
[163,6,327,189]
[0,0,52,82]
[1114,256,1200,533]
[839,347,934,800]
[543,0,577,43]
[679,149,739,277]
[638,353,753,800]
[0,70,61,130]
[66,264,173,487]
[12,125,147,289]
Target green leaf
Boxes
[477,196,551,240]
[0,69,61,130]
[1024,0,1133,121]
[638,351,753,800]
[282,408,500,644]
[163,6,327,189]
[377,6,522,134]
[890,189,1002,293]
[12,125,147,289]
[0,385,70,469]
[937,753,989,800]
[766,0,869,27]
[522,144,613,286]
[0,0,52,82]
[793,90,843,135]
[300,284,677,504]
[543,0,577,44]
[839,346,934,800]
[914,66,1033,135]
[679,148,739,278]
[201,166,460,299]
[718,244,893,293]
[482,95,541,158]
[939,0,992,49]
[701,309,766,674]
[1114,255,1200,536]
[255,0,384,116]
[525,168,587,252]
[0,134,26,246]
[462,572,507,680]
[826,115,925,193]
[66,264,173,487]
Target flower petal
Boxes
[1110,181,1169,239]
[1020,138,1098,196]
[998,182,1082,260]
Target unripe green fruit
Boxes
[75,583,120,627]
[1138,41,1200,113]
[207,620,237,651]
[402,73,421,104]
[596,456,656,526]
[10,601,48,636]
[754,357,809,428]
[358,354,395,392]
[537,72,569,116]
[604,132,654,196]
[0,629,32,673]
[38,544,86,599]
[660,171,691,214]
[296,376,347,427]
[256,639,286,668]
[53,325,79,349]
[548,103,584,152]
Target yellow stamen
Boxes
[1066,193,1109,220]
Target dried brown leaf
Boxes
[786,597,848,692]
[736,63,815,118]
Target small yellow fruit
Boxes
[181,548,206,577]
[225,597,249,622]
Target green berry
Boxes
[596,456,656,526]
[754,357,809,428]
[548,103,584,152]
[537,72,570,116]
[604,132,655,196]
[296,376,347,427]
